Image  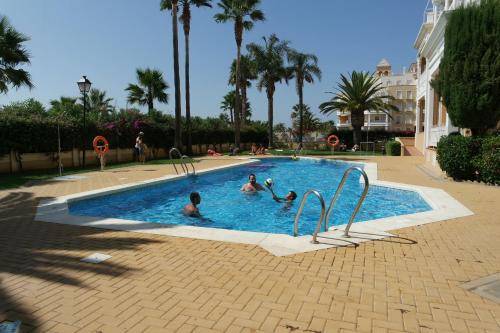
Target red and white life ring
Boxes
[93,136,109,156]
[326,134,340,147]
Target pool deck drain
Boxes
[35,157,473,256]
[462,273,500,304]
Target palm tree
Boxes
[220,90,235,124]
[229,54,257,127]
[287,49,321,145]
[320,71,398,145]
[291,104,320,137]
[125,68,169,114]
[214,0,264,148]
[247,34,291,148]
[161,0,212,154]
[48,97,81,120]
[0,16,33,94]
[84,88,114,121]
[160,0,183,149]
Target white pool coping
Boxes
[35,157,474,256]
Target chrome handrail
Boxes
[324,166,369,237]
[181,155,196,175]
[169,147,188,174]
[293,190,326,243]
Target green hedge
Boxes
[385,140,401,156]
[0,115,267,156]
[437,135,499,185]
[474,136,500,185]
[327,129,415,148]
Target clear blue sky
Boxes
[0,0,427,125]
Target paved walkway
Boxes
[1,156,499,332]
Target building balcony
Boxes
[337,122,351,128]
[336,111,351,116]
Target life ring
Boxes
[326,134,340,147]
[93,136,109,155]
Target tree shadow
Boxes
[0,191,162,332]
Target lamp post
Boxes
[77,75,92,167]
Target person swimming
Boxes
[272,191,297,203]
[241,174,265,192]
[183,192,201,217]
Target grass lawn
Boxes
[0,158,197,190]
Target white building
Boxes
[336,59,417,132]
[414,0,477,159]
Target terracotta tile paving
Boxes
[1,156,500,332]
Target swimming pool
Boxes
[68,158,431,236]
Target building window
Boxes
[406,79,412,84]
[420,57,427,74]
[396,91,402,99]
[396,116,401,125]
[407,91,412,99]
[374,116,380,121]
[387,80,391,86]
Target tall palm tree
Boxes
[161,0,212,154]
[320,71,398,145]
[247,34,291,148]
[160,0,183,149]
[214,0,264,148]
[125,68,169,114]
[287,49,321,145]
[220,90,235,124]
[229,54,257,127]
[0,16,33,94]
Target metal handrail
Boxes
[169,148,188,174]
[293,190,326,244]
[181,155,196,175]
[324,166,369,237]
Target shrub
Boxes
[385,140,401,156]
[475,136,500,185]
[436,135,481,181]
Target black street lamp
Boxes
[77,75,92,167]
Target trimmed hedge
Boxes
[475,136,500,185]
[327,129,415,148]
[437,135,499,185]
[385,140,401,156]
[0,115,268,156]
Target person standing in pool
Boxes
[184,192,201,217]
[241,174,265,192]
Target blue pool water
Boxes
[69,158,431,236]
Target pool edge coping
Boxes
[35,156,474,256]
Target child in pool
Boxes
[184,192,201,217]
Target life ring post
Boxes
[92,136,110,171]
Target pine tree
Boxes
[433,0,500,135]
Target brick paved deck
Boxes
[1,156,499,332]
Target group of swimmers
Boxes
[183,173,297,217]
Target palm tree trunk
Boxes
[267,87,274,148]
[148,87,154,114]
[234,44,242,148]
[230,108,234,125]
[172,0,182,150]
[184,26,192,154]
[298,83,304,145]
[351,111,364,145]
[241,85,247,128]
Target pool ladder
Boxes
[293,166,369,243]
[169,148,196,175]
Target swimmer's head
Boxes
[249,173,257,185]
[190,192,201,205]
[286,191,297,201]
